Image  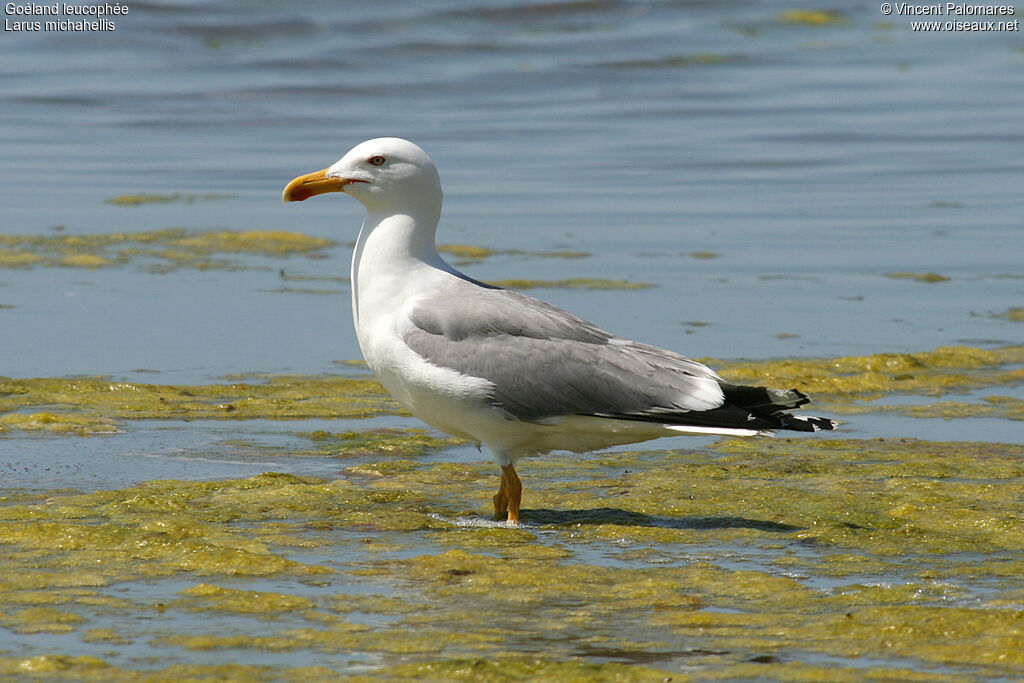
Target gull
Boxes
[283,138,836,524]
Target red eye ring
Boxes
[368,156,386,166]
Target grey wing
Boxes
[404,282,726,422]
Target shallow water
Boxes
[4,0,1022,380]
[2,0,1023,680]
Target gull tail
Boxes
[589,382,837,438]
[658,384,837,437]
[720,384,838,433]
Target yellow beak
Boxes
[281,168,350,203]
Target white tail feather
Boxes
[665,424,770,438]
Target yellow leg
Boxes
[502,464,522,525]
[492,471,509,519]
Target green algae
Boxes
[852,395,1024,421]
[375,656,965,682]
[105,193,233,206]
[4,347,1024,679]
[60,253,112,268]
[395,549,704,613]
[0,374,397,432]
[82,628,132,644]
[704,437,1024,556]
[175,583,316,615]
[160,625,502,657]
[427,526,539,549]
[489,277,654,291]
[0,655,109,677]
[379,657,679,682]
[0,657,337,682]
[0,228,334,272]
[0,606,85,634]
[0,411,118,435]
[712,345,1024,400]
[994,306,1024,322]
[0,473,345,589]
[0,247,45,268]
[300,428,464,459]
[653,601,1024,675]
[168,230,330,257]
[780,9,849,26]
[886,272,951,283]
[346,459,423,477]
[438,243,590,262]
[438,243,495,260]
[4,436,1024,679]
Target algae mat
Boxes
[1,347,1023,681]
[0,229,336,273]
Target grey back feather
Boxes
[404,281,724,422]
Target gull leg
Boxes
[502,464,522,525]
[492,470,509,519]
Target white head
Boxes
[282,137,442,219]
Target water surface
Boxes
[1,1,1023,680]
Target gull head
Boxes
[282,137,442,217]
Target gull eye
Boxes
[368,155,386,167]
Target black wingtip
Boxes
[581,384,838,434]
[778,414,839,432]
[723,384,837,433]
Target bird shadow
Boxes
[521,506,801,532]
